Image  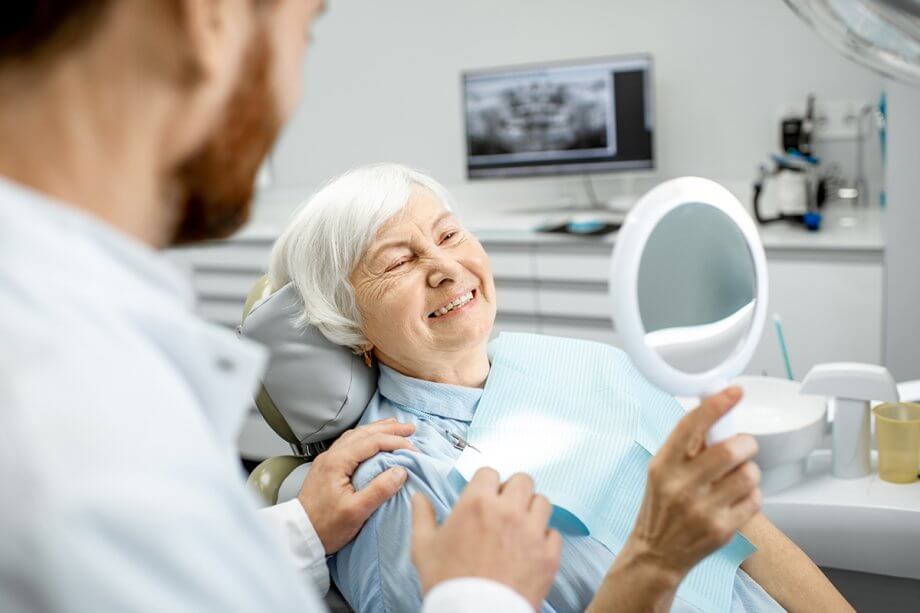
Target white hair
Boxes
[268,163,454,351]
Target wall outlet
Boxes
[776,99,872,142]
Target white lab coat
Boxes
[0,179,530,613]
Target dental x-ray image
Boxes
[463,55,654,178]
[465,68,617,163]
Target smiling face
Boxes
[349,188,497,377]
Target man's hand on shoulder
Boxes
[297,418,417,554]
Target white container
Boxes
[679,375,827,493]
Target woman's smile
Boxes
[427,288,479,322]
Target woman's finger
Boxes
[725,488,763,533]
[688,433,758,484]
[706,460,761,507]
[659,388,743,463]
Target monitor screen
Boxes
[463,55,654,179]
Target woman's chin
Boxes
[426,314,494,347]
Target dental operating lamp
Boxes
[783,0,920,84]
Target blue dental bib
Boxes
[451,333,755,613]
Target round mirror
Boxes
[610,177,768,442]
[638,203,756,374]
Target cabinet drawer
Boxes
[487,246,534,281]
[538,285,612,319]
[180,243,272,272]
[493,315,541,336]
[197,299,245,328]
[496,282,538,315]
[534,244,611,283]
[195,270,263,299]
[540,319,620,347]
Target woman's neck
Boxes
[376,344,491,389]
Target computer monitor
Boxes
[463,55,654,179]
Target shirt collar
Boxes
[377,363,484,422]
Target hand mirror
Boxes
[610,177,768,443]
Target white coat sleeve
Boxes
[422,578,534,613]
[260,499,331,597]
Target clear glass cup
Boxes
[873,402,920,484]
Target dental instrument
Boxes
[773,314,794,380]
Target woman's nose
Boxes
[426,254,464,288]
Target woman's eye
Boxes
[440,231,458,244]
[387,259,408,272]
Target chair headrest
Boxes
[239,278,377,447]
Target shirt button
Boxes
[216,357,236,373]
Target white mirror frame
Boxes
[610,177,769,440]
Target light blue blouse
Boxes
[330,364,783,613]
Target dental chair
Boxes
[239,276,377,611]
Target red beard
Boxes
[169,30,281,245]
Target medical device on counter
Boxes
[781,93,817,157]
[609,177,769,444]
[753,152,826,231]
[752,93,830,231]
[800,363,899,478]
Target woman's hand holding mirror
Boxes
[588,387,762,613]
[629,387,762,577]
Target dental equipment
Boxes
[773,314,795,380]
[800,362,900,478]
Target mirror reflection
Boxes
[637,202,756,374]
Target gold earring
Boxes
[362,350,374,368]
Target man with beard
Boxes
[0,2,788,613]
[0,2,561,611]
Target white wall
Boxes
[256,0,885,220]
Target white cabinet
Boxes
[747,251,883,378]
[534,244,610,283]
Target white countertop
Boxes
[230,199,884,254]
[466,201,884,252]
[755,204,884,253]
[763,449,920,579]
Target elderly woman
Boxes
[268,164,849,613]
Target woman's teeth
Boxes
[430,291,474,318]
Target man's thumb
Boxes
[353,467,408,522]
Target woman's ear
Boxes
[360,343,376,368]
